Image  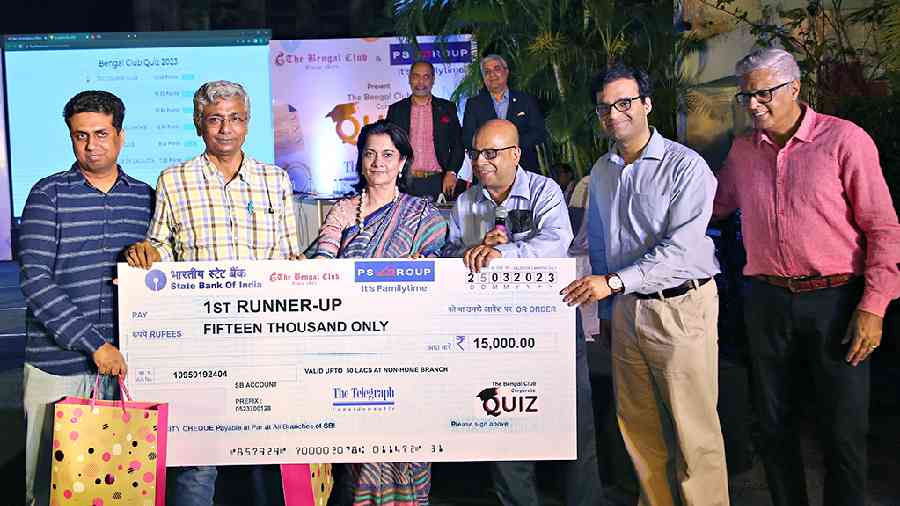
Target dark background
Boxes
[0,0,392,40]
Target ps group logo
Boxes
[354,261,435,283]
[389,41,473,65]
[145,269,167,291]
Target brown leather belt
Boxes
[633,278,712,300]
[754,273,857,293]
[410,170,440,179]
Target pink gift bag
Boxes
[50,377,168,506]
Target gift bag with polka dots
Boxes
[49,378,168,506]
[281,463,333,506]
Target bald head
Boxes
[472,119,521,196]
[475,119,519,148]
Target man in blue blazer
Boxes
[387,60,465,199]
[463,54,548,173]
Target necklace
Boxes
[356,187,400,230]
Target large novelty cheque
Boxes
[118,258,576,466]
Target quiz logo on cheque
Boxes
[476,387,539,417]
[354,261,435,283]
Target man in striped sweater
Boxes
[20,91,154,506]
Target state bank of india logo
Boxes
[145,269,167,291]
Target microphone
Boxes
[494,206,508,233]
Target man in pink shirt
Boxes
[714,48,900,506]
[386,60,464,200]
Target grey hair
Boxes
[734,48,801,82]
[480,54,508,74]
[193,80,251,130]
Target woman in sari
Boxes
[308,119,446,505]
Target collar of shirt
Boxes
[476,165,531,205]
[755,103,816,147]
[411,95,433,107]
[200,152,259,186]
[490,89,509,105]
[66,162,134,190]
[609,128,665,167]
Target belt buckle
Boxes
[787,275,811,293]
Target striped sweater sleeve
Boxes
[18,187,107,355]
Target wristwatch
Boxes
[606,273,624,294]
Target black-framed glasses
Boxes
[203,113,248,128]
[735,82,791,105]
[595,96,643,117]
[467,146,517,161]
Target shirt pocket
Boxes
[626,192,668,231]
[240,207,282,257]
[789,147,844,209]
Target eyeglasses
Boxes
[467,146,517,161]
[734,82,792,105]
[595,96,643,117]
[203,113,248,128]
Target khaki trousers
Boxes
[611,280,729,506]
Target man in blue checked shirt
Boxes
[443,119,605,506]
[20,91,154,506]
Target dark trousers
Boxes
[745,278,869,506]
[406,173,444,201]
[172,465,281,506]
[491,314,605,506]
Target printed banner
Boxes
[270,35,473,198]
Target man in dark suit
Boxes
[386,60,464,200]
[463,54,548,173]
